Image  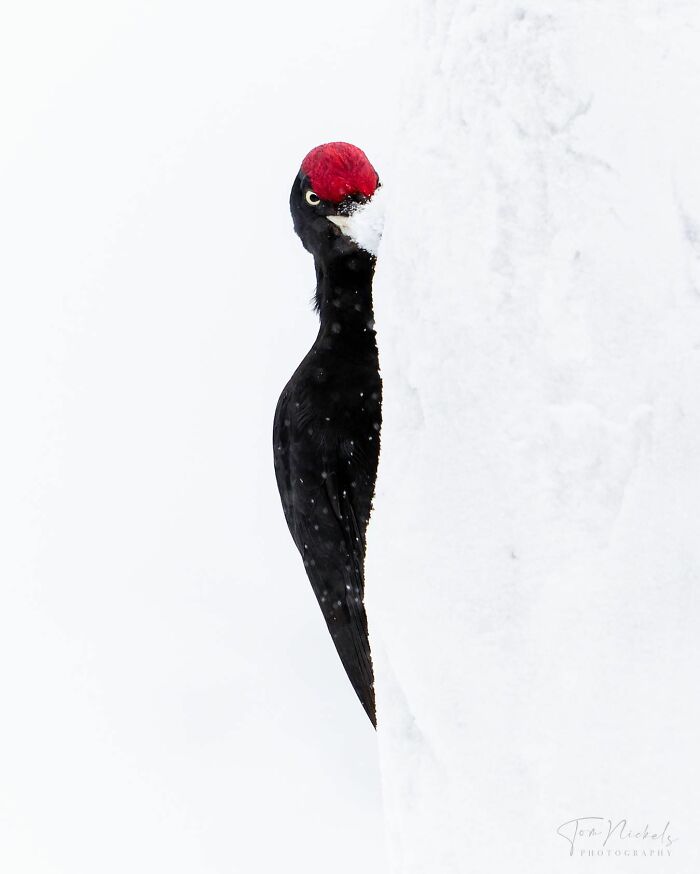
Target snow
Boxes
[6,1,700,870]
[367,2,700,872]
[343,185,387,256]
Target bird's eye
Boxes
[305,190,321,206]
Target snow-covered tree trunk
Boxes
[368,3,700,871]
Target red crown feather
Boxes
[301,142,378,204]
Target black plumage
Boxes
[273,146,381,726]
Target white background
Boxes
[0,2,398,870]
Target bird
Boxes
[273,142,382,727]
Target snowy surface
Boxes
[368,2,700,872]
[0,3,397,872]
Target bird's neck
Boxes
[314,251,376,336]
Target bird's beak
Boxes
[327,215,352,233]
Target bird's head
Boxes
[290,142,379,260]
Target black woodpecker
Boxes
[273,142,381,727]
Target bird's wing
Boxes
[273,390,375,724]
